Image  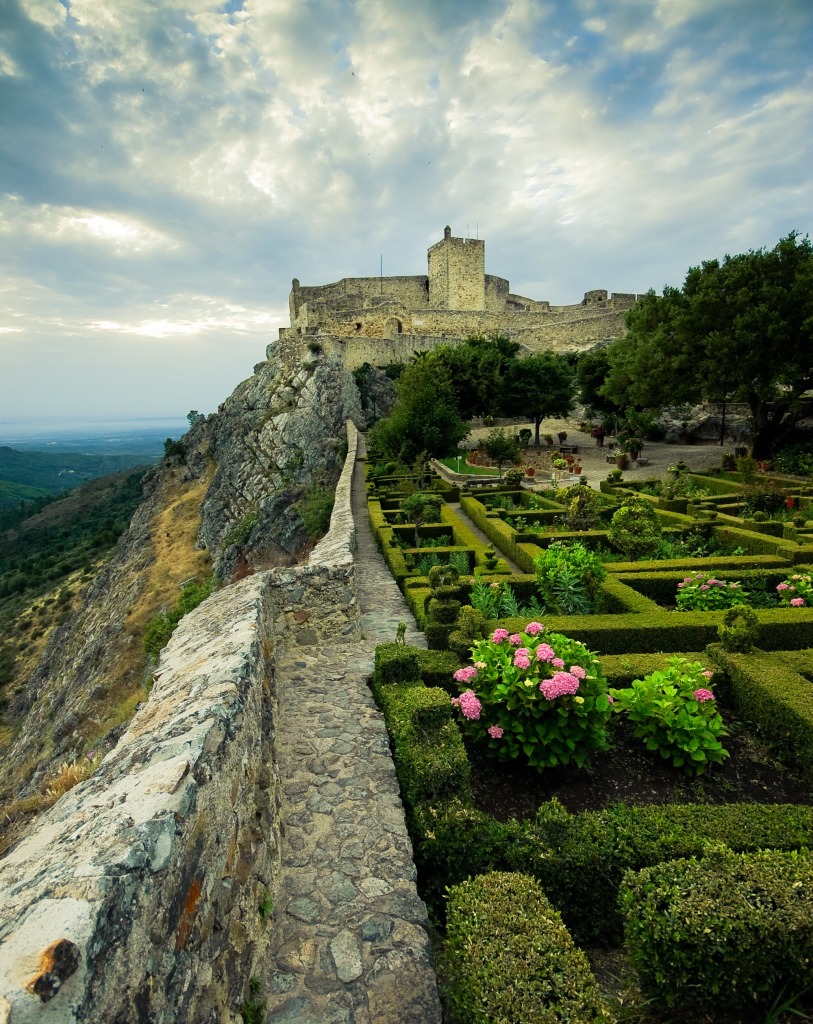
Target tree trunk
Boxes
[534,415,542,447]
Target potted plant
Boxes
[623,437,643,461]
[572,459,583,475]
[557,430,568,444]
[543,433,554,447]
[615,451,629,470]
[590,425,607,448]
[607,468,623,483]
[564,453,575,467]
[525,465,535,478]
[721,451,736,471]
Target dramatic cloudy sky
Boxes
[1,0,811,420]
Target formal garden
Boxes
[366,459,813,1023]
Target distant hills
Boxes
[0,445,161,510]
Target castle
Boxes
[279,225,644,369]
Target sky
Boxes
[1,0,811,421]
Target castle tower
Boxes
[427,225,486,310]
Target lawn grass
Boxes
[439,456,500,476]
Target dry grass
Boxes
[0,752,103,856]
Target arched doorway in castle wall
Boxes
[386,317,403,337]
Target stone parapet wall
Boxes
[0,422,365,1023]
[0,572,280,1023]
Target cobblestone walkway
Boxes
[263,439,438,1023]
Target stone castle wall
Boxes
[280,227,642,376]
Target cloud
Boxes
[0,0,810,418]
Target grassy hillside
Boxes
[0,469,148,702]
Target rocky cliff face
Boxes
[198,343,362,577]
[2,342,362,845]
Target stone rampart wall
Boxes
[0,424,364,1023]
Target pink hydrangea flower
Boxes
[458,690,483,720]
[791,597,806,606]
[525,621,544,636]
[702,670,714,679]
[570,665,586,679]
[700,585,709,591]
[492,628,509,643]
[677,582,685,588]
[514,653,531,669]
[606,694,615,704]
[551,658,565,668]
[776,583,790,591]
[693,688,715,702]
[536,644,555,662]
[509,633,523,645]
[453,665,478,683]
[539,671,580,700]
[487,725,504,739]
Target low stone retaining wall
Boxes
[0,421,367,1023]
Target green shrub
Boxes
[607,496,662,558]
[372,681,471,807]
[534,541,606,614]
[450,625,612,770]
[143,576,218,659]
[400,491,443,525]
[374,643,420,684]
[620,847,813,1012]
[224,510,259,547]
[706,645,813,779]
[443,872,613,1024]
[414,648,462,691]
[718,605,760,652]
[609,657,729,775]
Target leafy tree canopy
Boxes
[500,352,574,446]
[367,354,468,462]
[602,232,813,457]
[432,335,520,420]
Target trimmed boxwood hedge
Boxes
[620,848,813,1012]
[443,872,613,1024]
[707,644,813,779]
[492,606,813,654]
[371,678,471,807]
[412,798,813,946]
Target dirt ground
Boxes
[466,417,729,490]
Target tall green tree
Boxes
[367,354,468,462]
[434,335,520,420]
[500,353,574,446]
[575,349,624,422]
[602,233,813,457]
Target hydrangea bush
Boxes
[609,657,729,775]
[675,571,750,611]
[450,622,612,770]
[776,572,813,607]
